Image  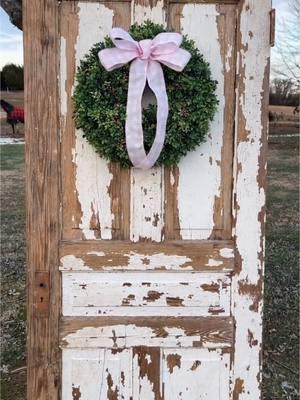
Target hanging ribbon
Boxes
[98,28,191,169]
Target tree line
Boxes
[0,64,24,91]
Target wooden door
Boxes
[24,0,272,399]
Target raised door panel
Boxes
[59,1,236,242]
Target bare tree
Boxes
[272,0,300,82]
[0,0,22,30]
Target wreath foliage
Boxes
[73,21,218,167]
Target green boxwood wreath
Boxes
[73,21,218,168]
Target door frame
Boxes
[24,0,271,398]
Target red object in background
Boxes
[7,107,24,123]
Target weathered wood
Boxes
[59,240,235,271]
[62,271,231,316]
[60,316,234,348]
[23,0,60,398]
[166,3,236,240]
[231,0,271,398]
[60,1,131,241]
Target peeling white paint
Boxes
[206,258,223,267]
[220,247,234,259]
[62,272,231,317]
[60,36,67,118]
[73,3,115,239]
[87,251,106,256]
[225,44,233,73]
[62,348,132,399]
[61,325,231,350]
[60,255,90,271]
[177,5,224,239]
[130,168,164,242]
[131,0,165,25]
[163,348,230,400]
[231,1,271,398]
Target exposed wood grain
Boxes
[60,1,82,240]
[210,4,237,240]
[59,240,235,271]
[60,316,234,348]
[164,166,181,239]
[23,0,60,398]
[133,346,162,399]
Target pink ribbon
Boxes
[99,28,191,169]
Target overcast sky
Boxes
[0,0,295,72]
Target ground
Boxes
[269,105,299,135]
[0,94,299,399]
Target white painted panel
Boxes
[162,348,230,400]
[130,168,164,242]
[62,348,132,400]
[72,3,115,239]
[62,272,231,316]
[177,5,225,239]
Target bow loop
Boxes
[98,27,191,169]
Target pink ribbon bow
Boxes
[99,28,191,169]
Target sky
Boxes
[0,7,23,68]
[0,0,297,75]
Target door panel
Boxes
[25,0,270,398]
[62,272,231,316]
[59,1,236,398]
[60,1,236,242]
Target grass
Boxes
[0,136,299,399]
[262,134,300,400]
[0,144,26,400]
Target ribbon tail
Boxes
[126,60,168,169]
[141,61,168,169]
[125,59,148,167]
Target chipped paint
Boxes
[220,247,234,258]
[58,1,270,398]
[60,36,67,119]
[163,348,230,399]
[176,4,224,239]
[130,168,164,242]
[166,353,181,373]
[60,318,234,350]
[231,1,271,398]
[59,242,235,272]
[131,0,165,25]
[62,272,231,317]
[72,3,115,240]
[206,258,223,267]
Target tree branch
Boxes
[0,0,22,30]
